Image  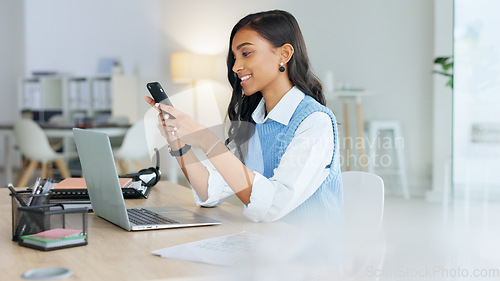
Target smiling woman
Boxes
[226,10,326,147]
[145,10,343,224]
[230,28,294,109]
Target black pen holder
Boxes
[10,191,88,251]
[11,191,51,241]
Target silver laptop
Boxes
[72,128,220,231]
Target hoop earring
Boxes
[279,62,285,73]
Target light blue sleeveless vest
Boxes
[245,95,343,223]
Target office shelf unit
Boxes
[18,75,114,124]
[18,75,66,123]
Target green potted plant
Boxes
[433,56,454,89]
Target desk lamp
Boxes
[170,52,220,120]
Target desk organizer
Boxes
[11,191,88,251]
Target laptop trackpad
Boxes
[164,211,202,222]
[145,207,216,223]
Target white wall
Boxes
[305,0,434,195]
[3,0,435,195]
[24,0,166,78]
[428,0,453,201]
[0,0,24,122]
[0,0,24,183]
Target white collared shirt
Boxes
[192,87,334,222]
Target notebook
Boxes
[56,177,132,189]
[72,128,220,231]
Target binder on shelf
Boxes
[91,77,112,111]
[69,77,89,111]
[22,79,42,110]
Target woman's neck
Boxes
[261,79,294,115]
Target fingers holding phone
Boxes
[144,82,213,149]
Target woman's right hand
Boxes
[144,96,185,150]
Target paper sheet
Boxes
[152,231,265,266]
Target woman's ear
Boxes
[280,43,294,64]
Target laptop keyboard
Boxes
[127,208,179,225]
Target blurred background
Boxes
[1,0,499,205]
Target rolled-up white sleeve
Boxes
[191,147,235,207]
[243,112,334,222]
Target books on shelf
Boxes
[20,228,87,250]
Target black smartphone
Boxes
[147,82,175,119]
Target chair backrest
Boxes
[114,119,150,161]
[341,171,386,278]
[342,171,385,233]
[13,119,58,162]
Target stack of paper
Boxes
[152,231,266,266]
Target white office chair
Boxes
[13,119,71,187]
[46,114,71,151]
[114,119,151,174]
[342,171,385,230]
[341,171,386,280]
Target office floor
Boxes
[375,195,500,280]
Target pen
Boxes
[32,178,53,206]
[7,183,27,207]
[27,177,42,206]
[8,183,29,240]
[29,177,42,192]
[41,178,54,194]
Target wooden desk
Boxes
[0,182,299,281]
